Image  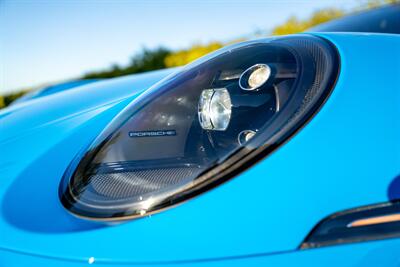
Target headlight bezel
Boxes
[59,34,340,222]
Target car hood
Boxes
[0,33,399,264]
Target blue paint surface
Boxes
[0,33,399,265]
[2,238,400,266]
[11,79,101,105]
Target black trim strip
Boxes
[301,201,400,249]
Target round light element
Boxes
[198,89,214,130]
[239,64,271,91]
[198,88,232,131]
[238,130,256,145]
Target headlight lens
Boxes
[60,35,339,221]
[198,88,232,131]
[239,64,271,91]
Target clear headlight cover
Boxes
[60,35,339,221]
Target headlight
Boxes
[59,35,339,221]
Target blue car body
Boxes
[11,79,100,105]
[0,32,399,266]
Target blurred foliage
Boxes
[0,91,27,108]
[164,42,223,67]
[83,47,171,79]
[272,8,345,35]
[364,0,399,8]
[1,1,397,108]
[270,0,399,36]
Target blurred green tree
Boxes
[164,42,223,67]
[364,0,399,8]
[0,96,5,108]
[2,91,27,106]
[83,47,171,79]
[272,8,344,35]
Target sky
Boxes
[0,0,360,94]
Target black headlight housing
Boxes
[59,35,339,221]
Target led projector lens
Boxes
[59,35,339,221]
[198,88,232,131]
[239,64,271,91]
